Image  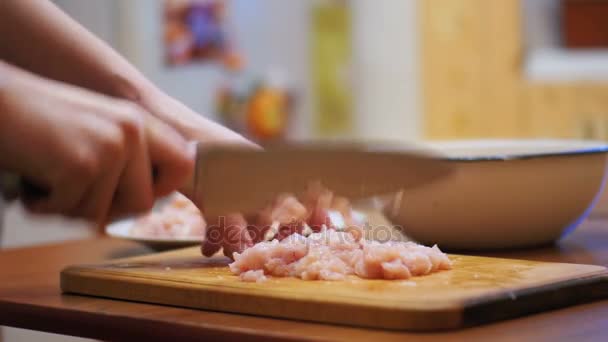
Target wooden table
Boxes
[1,220,608,342]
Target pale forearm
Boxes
[0,0,155,101]
[0,60,24,143]
[0,57,194,221]
[0,61,17,152]
[0,0,256,149]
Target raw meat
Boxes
[133,184,452,282]
[239,270,267,283]
[131,193,206,238]
[229,228,451,281]
[197,182,452,281]
[201,181,367,258]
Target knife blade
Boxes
[179,142,453,217]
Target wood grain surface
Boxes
[2,219,608,341]
[60,246,608,331]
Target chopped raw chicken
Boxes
[197,182,451,281]
[131,193,206,238]
[239,270,267,283]
[201,181,367,258]
[230,229,451,281]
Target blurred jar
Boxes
[215,69,295,144]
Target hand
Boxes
[200,186,362,259]
[137,86,259,149]
[0,62,193,224]
[133,85,264,257]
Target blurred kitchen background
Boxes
[4,0,608,247]
[2,0,608,339]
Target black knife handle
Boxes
[0,172,49,202]
[20,178,50,202]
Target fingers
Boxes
[143,94,260,150]
[0,64,197,222]
[276,221,310,241]
[25,115,123,219]
[247,222,267,244]
[58,101,192,221]
[221,213,253,258]
[202,213,254,259]
[26,177,88,216]
[307,206,330,232]
[73,154,124,226]
[107,105,154,219]
[202,215,223,257]
[144,114,193,198]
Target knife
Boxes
[179,142,453,218]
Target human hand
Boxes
[138,87,259,149]
[134,85,265,256]
[0,62,193,224]
[200,184,362,259]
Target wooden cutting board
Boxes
[61,247,608,331]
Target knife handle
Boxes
[0,172,49,202]
[20,178,50,202]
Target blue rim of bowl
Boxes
[438,143,608,162]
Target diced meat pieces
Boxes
[201,221,223,257]
[253,194,309,242]
[230,236,308,276]
[380,259,412,280]
[293,247,351,281]
[132,193,206,238]
[240,270,267,283]
[136,184,452,283]
[198,182,452,282]
[229,230,451,281]
[220,213,254,259]
[258,194,309,226]
[303,182,334,231]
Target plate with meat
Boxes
[105,193,206,251]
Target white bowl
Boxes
[386,139,608,250]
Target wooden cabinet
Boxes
[420,0,608,139]
[563,0,608,48]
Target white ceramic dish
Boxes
[386,139,608,250]
[106,219,202,251]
